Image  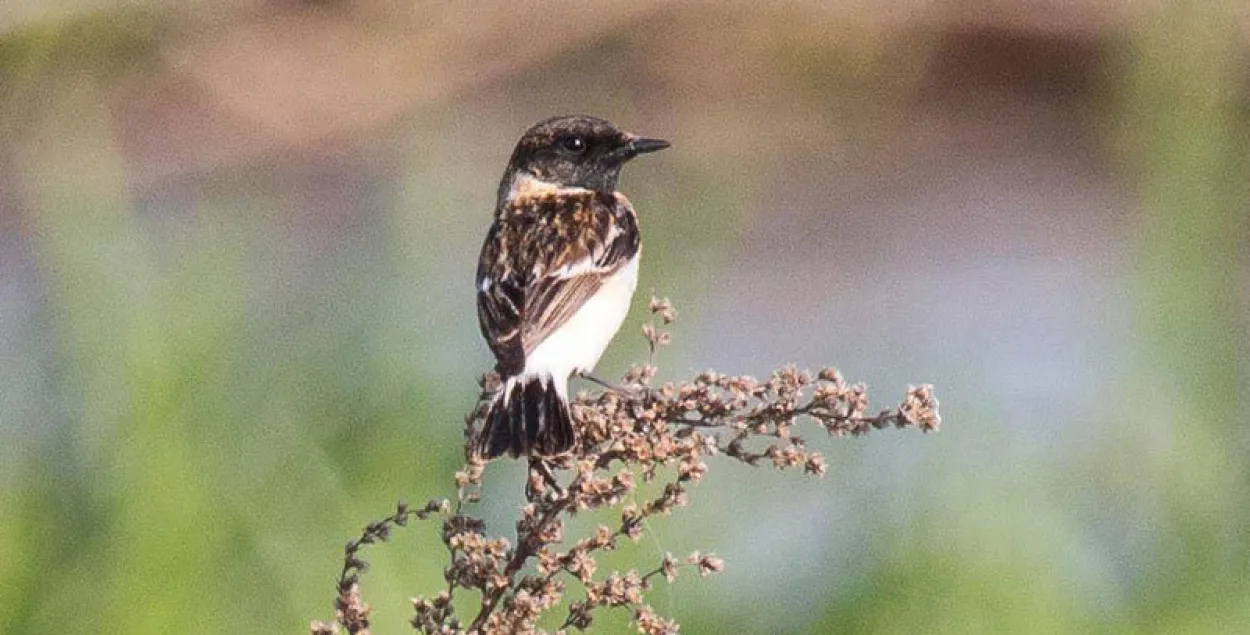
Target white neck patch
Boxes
[508,172,593,201]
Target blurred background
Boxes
[2,1,1248,633]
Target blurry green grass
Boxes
[4,68,465,632]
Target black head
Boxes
[499,115,669,200]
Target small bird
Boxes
[475,115,669,459]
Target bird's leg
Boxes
[526,456,564,502]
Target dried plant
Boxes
[311,298,940,635]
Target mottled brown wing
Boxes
[519,254,611,355]
[476,221,526,375]
[520,193,638,355]
[476,191,637,375]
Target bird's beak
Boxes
[628,136,671,155]
[616,134,670,161]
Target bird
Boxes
[474,115,670,459]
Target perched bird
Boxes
[475,115,670,459]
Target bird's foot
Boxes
[525,457,565,503]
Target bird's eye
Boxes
[557,135,586,154]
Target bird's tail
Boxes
[477,374,575,459]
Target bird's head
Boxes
[499,115,669,201]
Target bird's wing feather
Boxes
[476,191,637,375]
[521,254,608,354]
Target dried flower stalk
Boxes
[313,298,939,635]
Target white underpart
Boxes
[522,254,640,396]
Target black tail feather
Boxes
[477,374,575,459]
